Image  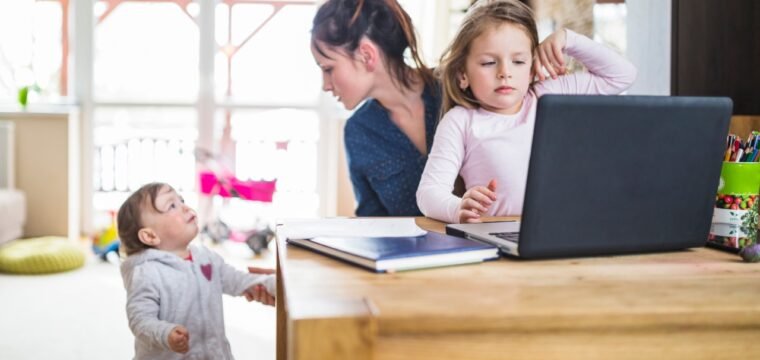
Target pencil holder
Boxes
[708,162,760,250]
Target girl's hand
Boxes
[534,28,568,81]
[168,325,189,354]
[458,179,497,223]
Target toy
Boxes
[195,148,277,255]
[92,210,120,262]
[201,218,275,255]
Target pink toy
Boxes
[195,148,276,254]
[198,171,275,202]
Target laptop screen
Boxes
[516,95,731,258]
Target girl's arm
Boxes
[416,110,468,223]
[534,29,637,96]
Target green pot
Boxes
[718,162,760,195]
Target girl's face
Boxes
[141,186,198,252]
[459,23,534,115]
[311,41,373,110]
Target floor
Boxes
[0,239,277,360]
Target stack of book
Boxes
[282,218,499,273]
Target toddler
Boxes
[118,182,275,359]
[417,0,636,223]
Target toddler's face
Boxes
[460,23,534,115]
[142,185,198,252]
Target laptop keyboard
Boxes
[490,232,520,243]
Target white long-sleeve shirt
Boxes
[417,29,637,223]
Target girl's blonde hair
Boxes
[438,0,539,115]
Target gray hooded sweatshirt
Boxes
[120,245,275,360]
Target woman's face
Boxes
[311,40,372,110]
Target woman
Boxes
[311,0,441,216]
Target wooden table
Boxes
[275,217,760,360]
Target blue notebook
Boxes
[287,232,499,273]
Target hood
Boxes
[120,248,190,287]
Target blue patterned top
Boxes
[344,82,442,216]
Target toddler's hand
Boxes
[168,325,189,354]
[244,284,275,306]
[534,28,568,81]
[458,179,497,223]
[246,267,276,306]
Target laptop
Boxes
[446,95,732,259]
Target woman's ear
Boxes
[357,38,379,71]
[138,228,160,247]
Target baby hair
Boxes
[117,182,168,256]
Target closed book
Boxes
[287,232,499,273]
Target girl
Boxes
[311,0,442,216]
[417,0,636,223]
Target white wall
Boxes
[626,0,671,95]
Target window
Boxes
[0,0,64,105]
[94,1,199,102]
[89,0,323,230]
[3,0,450,230]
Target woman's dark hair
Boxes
[117,182,166,256]
[311,0,433,90]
